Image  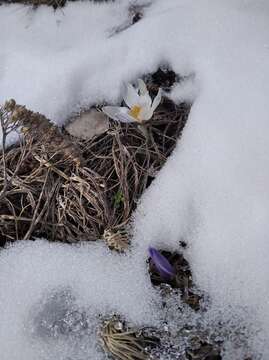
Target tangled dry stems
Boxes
[1,0,111,8]
[0,98,189,247]
[100,316,156,360]
[1,0,65,7]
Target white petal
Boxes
[139,106,153,121]
[151,88,162,112]
[102,106,135,123]
[137,79,152,107]
[123,84,140,108]
[116,112,136,123]
[137,79,148,96]
[102,106,128,121]
[138,93,152,107]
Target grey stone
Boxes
[66,109,109,140]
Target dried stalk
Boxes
[4,99,83,166]
[0,98,189,246]
[100,317,156,360]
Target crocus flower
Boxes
[102,79,162,123]
[148,247,175,280]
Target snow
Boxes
[1,0,269,358]
[0,240,160,360]
[0,1,132,132]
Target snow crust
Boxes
[0,240,159,360]
[1,0,269,358]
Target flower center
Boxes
[129,105,142,121]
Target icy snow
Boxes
[0,240,160,360]
[1,0,269,359]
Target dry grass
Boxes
[0,95,189,247]
[0,0,111,8]
[99,316,157,360]
[1,0,66,7]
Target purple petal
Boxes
[148,247,175,280]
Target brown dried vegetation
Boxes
[0,96,189,247]
[100,316,158,360]
[0,0,111,8]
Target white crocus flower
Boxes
[102,79,162,123]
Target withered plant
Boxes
[0,96,189,247]
[99,316,158,360]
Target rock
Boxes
[66,109,109,140]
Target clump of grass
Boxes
[0,68,190,246]
[0,96,189,246]
[1,0,113,8]
[0,100,105,244]
[103,226,129,252]
[99,316,157,360]
[1,0,66,8]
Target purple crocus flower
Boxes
[148,247,175,280]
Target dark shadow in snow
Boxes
[108,2,152,38]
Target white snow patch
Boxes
[0,240,159,360]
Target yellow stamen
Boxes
[129,105,142,121]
